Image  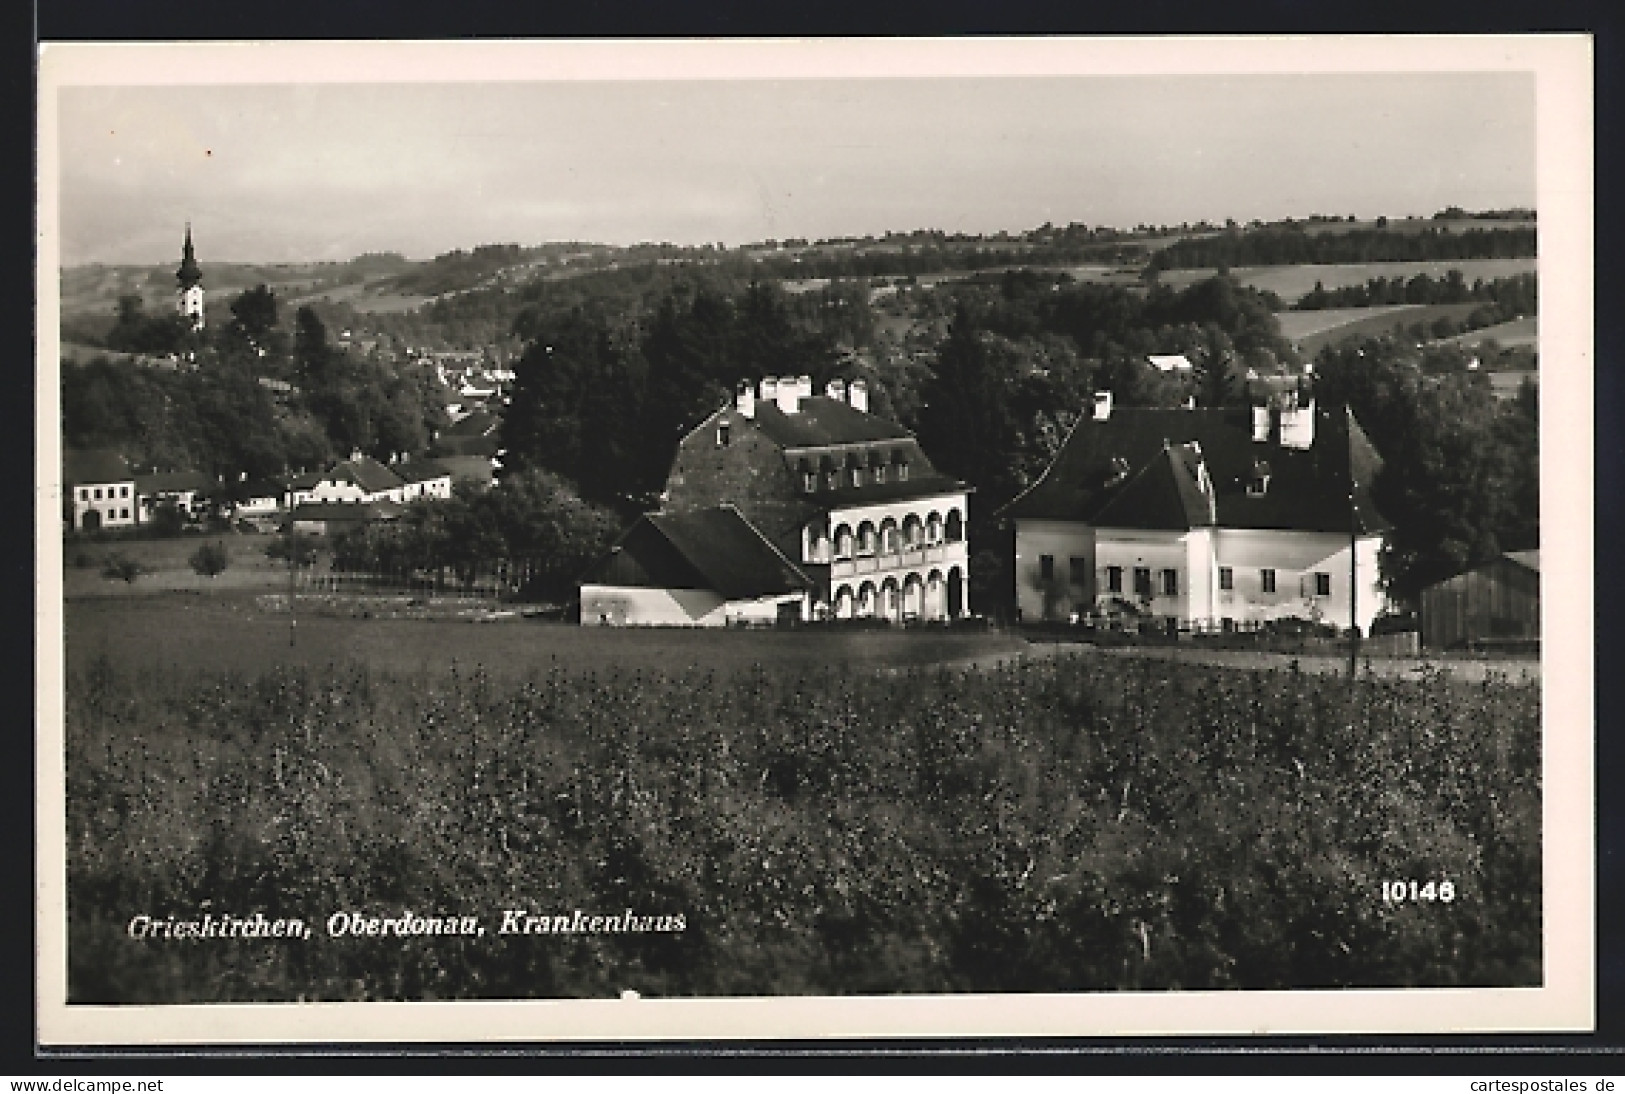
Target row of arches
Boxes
[810,507,965,563]
[828,566,967,621]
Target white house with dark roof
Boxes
[135,470,214,522]
[393,456,454,501]
[658,375,973,621]
[1000,384,1391,633]
[64,449,138,531]
[287,454,407,507]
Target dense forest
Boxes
[1148,224,1536,272]
[1294,271,1536,314]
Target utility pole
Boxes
[288,525,297,648]
[1348,404,1360,679]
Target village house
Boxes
[64,449,138,532]
[288,499,405,537]
[582,375,972,626]
[393,456,454,502]
[1000,383,1390,633]
[286,453,407,507]
[135,469,214,523]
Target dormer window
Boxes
[799,458,817,493]
[1106,455,1131,487]
[716,423,731,448]
[1247,459,1272,497]
[868,451,886,484]
[892,449,910,481]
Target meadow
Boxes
[1157,258,1539,302]
[64,642,1541,1002]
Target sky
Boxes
[54,72,1536,266]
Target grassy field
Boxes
[1277,302,1484,357]
[1157,259,1538,302]
[63,593,1029,681]
[63,645,1542,1002]
[284,279,433,315]
[1273,305,1421,343]
[63,532,294,599]
[1449,315,1539,350]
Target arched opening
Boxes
[806,521,831,564]
[833,524,854,560]
[833,585,854,619]
[926,511,943,544]
[927,569,945,620]
[82,508,102,531]
[879,577,900,620]
[945,509,964,543]
[857,521,878,557]
[903,572,925,619]
[857,581,878,617]
[947,565,965,618]
[902,514,923,548]
[879,517,900,554]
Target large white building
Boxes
[1001,387,1391,634]
[581,375,973,625]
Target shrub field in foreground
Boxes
[66,653,1540,1001]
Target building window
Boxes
[121,485,130,498]
[945,510,963,543]
[1219,566,1234,591]
[1069,556,1088,586]
[897,461,910,481]
[873,464,886,485]
[78,488,88,501]
[1247,475,1270,497]
[850,466,863,488]
[1039,555,1054,580]
[1161,569,1178,596]
[120,508,129,519]
[803,471,817,492]
[94,488,102,500]
[1261,568,1277,594]
[1133,567,1152,598]
[1314,571,1332,597]
[716,424,730,448]
[1105,565,1123,594]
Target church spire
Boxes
[176,222,202,291]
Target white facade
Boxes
[809,490,972,621]
[1015,518,1387,633]
[290,477,406,507]
[70,480,138,531]
[580,585,809,627]
[177,284,205,330]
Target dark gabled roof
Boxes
[326,457,403,494]
[290,500,403,522]
[1092,444,1213,531]
[287,470,324,490]
[1000,403,1387,535]
[647,506,813,600]
[436,455,496,484]
[393,458,452,484]
[135,470,213,495]
[64,449,132,486]
[751,396,913,448]
[585,506,813,601]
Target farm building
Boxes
[64,448,138,531]
[135,470,214,522]
[657,375,974,622]
[287,454,408,507]
[288,500,404,537]
[579,505,814,627]
[1420,550,1540,649]
[1000,386,1391,633]
[393,457,454,502]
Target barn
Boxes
[579,505,814,627]
[1420,550,1540,650]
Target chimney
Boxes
[797,375,813,403]
[847,378,869,414]
[1278,396,1315,450]
[1184,395,1197,410]
[1092,391,1113,421]
[760,377,779,405]
[736,381,756,419]
[825,378,847,402]
[775,378,801,414]
[350,448,363,462]
[1251,404,1270,443]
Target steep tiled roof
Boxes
[327,457,403,494]
[1000,404,1387,535]
[644,506,813,600]
[394,458,452,484]
[64,449,132,486]
[751,396,913,448]
[1092,444,1213,531]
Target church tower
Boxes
[175,223,204,330]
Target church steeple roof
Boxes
[176,223,202,290]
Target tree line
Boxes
[1294,271,1536,313]
[1148,225,1537,274]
